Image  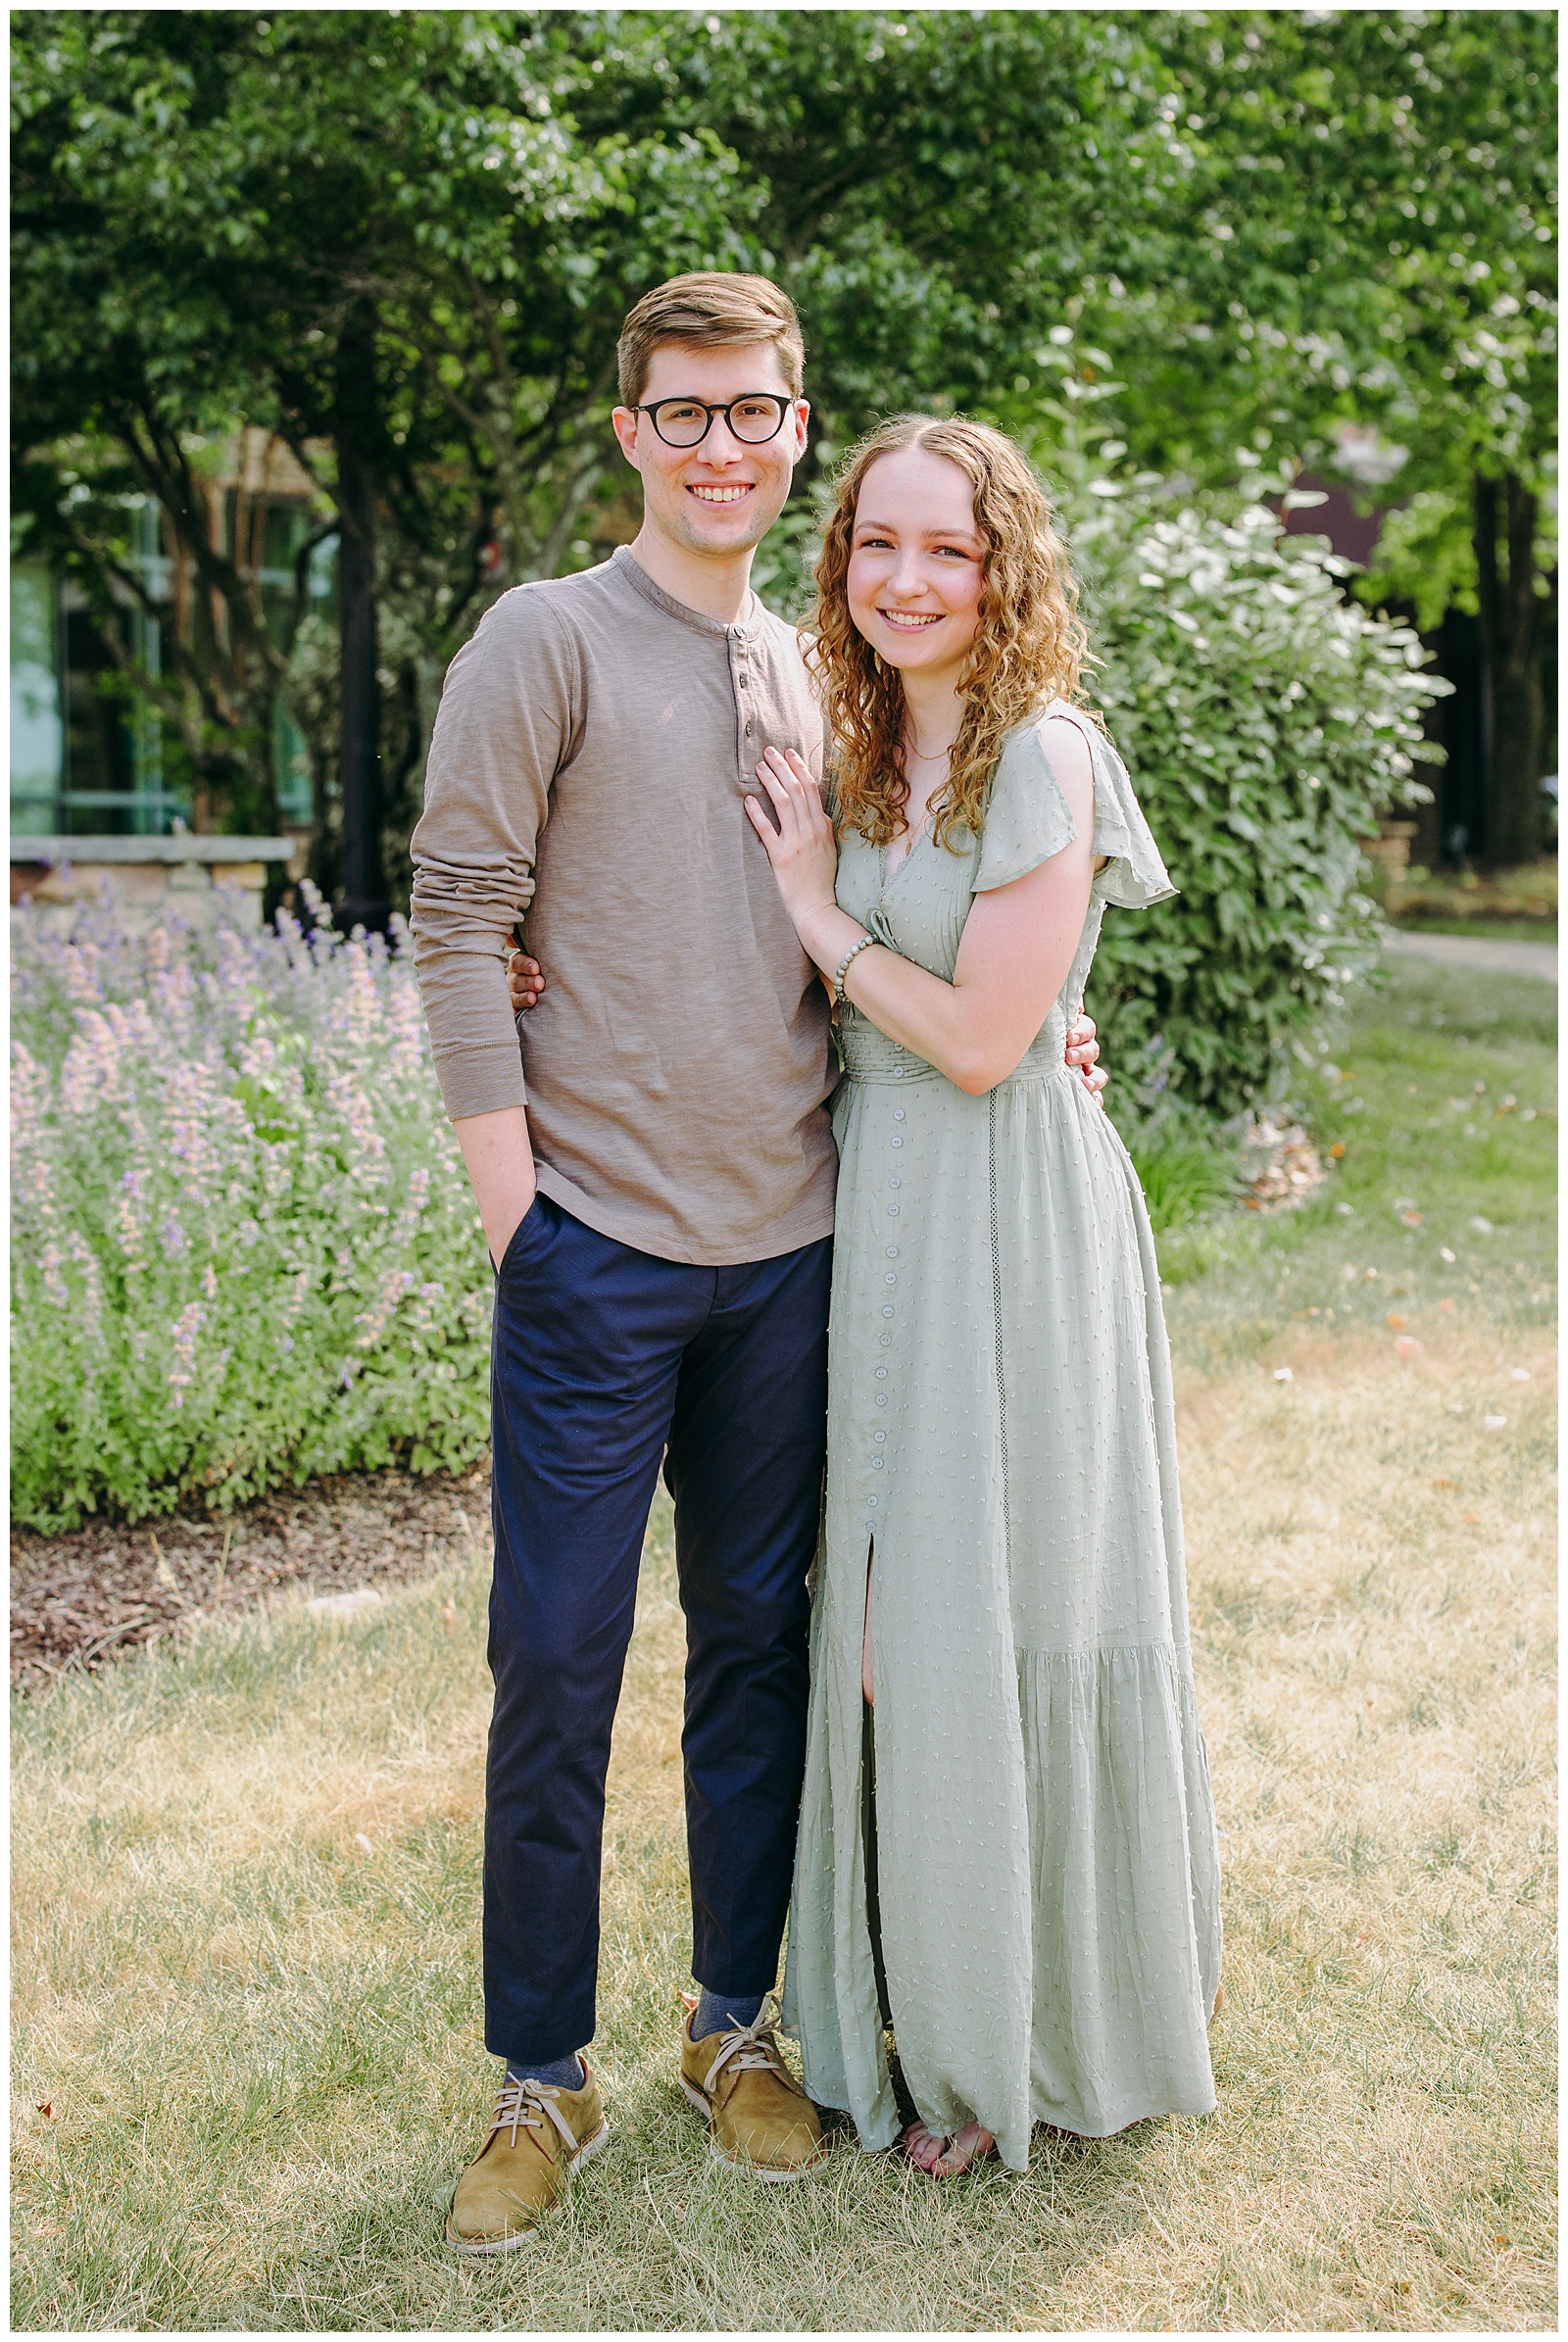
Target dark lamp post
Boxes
[334,304,387,935]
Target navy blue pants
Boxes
[484,1192,831,2067]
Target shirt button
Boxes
[893,1067,905,1079]
[868,1495,879,1507]
[891,1137,904,1148]
[885,1246,899,1259]
[874,1394,888,1408]
[872,1457,885,1469]
[738,671,749,685]
[873,1430,886,1442]
[883,1272,897,1287]
[881,1305,894,1319]
[879,1334,892,1347]
[889,1177,902,1190]
[875,1368,888,1380]
[893,1109,906,1122]
[745,721,754,736]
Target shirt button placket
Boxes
[733,629,760,770]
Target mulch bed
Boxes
[10,1458,493,1694]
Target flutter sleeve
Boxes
[972,705,1176,909]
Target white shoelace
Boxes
[487,2073,583,2157]
[700,1992,797,2096]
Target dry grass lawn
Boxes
[12,959,1555,2329]
[12,1324,1553,2331]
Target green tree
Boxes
[12,10,753,892]
[17,8,1550,886]
[1040,9,1556,861]
[16,7,1185,891]
[564,8,1175,427]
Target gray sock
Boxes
[692,1987,765,2040]
[505,2052,584,2091]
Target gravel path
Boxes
[10,1460,492,1692]
[1385,928,1557,982]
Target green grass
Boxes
[1391,917,1557,943]
[1156,953,1557,1355]
[12,957,1557,2330]
[1126,1130,1240,1233]
[1382,858,1556,932]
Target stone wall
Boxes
[10,836,298,935]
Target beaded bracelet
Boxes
[832,932,876,1003]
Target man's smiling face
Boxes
[612,341,808,564]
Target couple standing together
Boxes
[409,271,1221,2250]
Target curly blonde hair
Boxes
[808,415,1093,851]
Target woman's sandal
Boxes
[899,2119,997,2178]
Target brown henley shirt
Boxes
[409,546,839,1266]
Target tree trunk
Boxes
[335,303,386,932]
[1472,470,1544,866]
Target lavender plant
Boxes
[12,895,494,1531]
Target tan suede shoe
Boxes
[680,1993,826,2181]
[445,2064,610,2254]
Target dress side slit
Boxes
[861,1698,892,2030]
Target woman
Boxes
[743,415,1221,2178]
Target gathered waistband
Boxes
[840,1019,1071,1091]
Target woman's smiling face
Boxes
[845,447,987,683]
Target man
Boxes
[410,272,1104,2251]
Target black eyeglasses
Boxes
[634,394,794,449]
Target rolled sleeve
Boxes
[409,591,580,1121]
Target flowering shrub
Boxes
[1069,492,1446,1110]
[12,898,493,1531]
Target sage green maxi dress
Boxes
[782,703,1222,2171]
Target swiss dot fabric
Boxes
[781,705,1222,2171]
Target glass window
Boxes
[273,702,314,825]
[10,562,64,834]
[14,479,332,841]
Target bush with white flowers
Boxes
[12,900,493,1530]
[1068,489,1446,1108]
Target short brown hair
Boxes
[616,271,805,408]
